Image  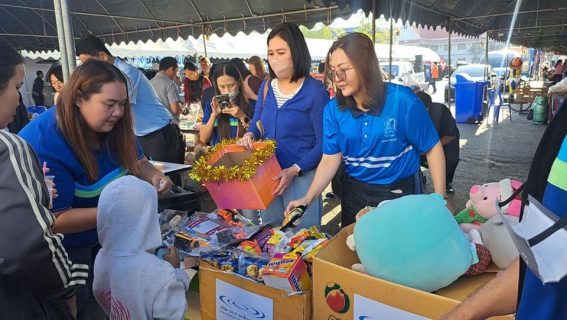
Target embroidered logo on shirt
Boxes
[383,117,398,141]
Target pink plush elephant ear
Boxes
[510,180,523,191]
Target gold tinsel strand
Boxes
[189,139,277,182]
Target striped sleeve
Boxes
[0,132,88,295]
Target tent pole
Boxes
[388,16,393,83]
[484,32,489,82]
[371,0,376,44]
[202,24,208,57]
[53,0,70,82]
[60,0,76,72]
[448,19,452,110]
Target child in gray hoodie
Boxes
[93,175,194,319]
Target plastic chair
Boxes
[486,87,512,125]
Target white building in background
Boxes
[398,24,506,65]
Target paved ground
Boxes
[201,79,548,236]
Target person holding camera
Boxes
[199,62,256,146]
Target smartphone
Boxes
[215,94,231,109]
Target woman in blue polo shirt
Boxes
[19,60,172,320]
[287,33,449,226]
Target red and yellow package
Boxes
[260,252,312,292]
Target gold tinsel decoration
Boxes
[189,139,277,182]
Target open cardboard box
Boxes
[198,260,311,320]
[312,224,514,320]
[204,142,281,210]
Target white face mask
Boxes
[497,196,567,283]
[270,59,293,79]
[228,89,239,101]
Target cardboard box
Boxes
[199,260,311,320]
[313,224,514,320]
[204,142,281,210]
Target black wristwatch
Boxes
[241,116,250,125]
[294,164,303,177]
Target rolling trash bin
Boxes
[453,74,489,124]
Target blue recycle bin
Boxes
[453,74,489,124]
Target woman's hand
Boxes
[151,171,173,197]
[236,132,255,151]
[210,98,222,117]
[272,167,297,196]
[285,197,310,217]
[221,101,245,119]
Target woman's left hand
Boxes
[152,172,173,197]
[272,167,297,196]
[221,101,244,118]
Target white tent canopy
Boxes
[21,32,438,64]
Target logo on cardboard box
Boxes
[216,279,274,320]
[219,295,267,319]
[324,282,350,314]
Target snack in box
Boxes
[260,252,312,292]
[238,255,271,282]
[185,215,225,239]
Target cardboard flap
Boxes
[315,223,360,268]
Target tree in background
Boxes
[354,17,396,44]
[467,43,484,63]
[299,23,345,40]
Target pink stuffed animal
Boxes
[455,179,522,233]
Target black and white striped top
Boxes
[0,131,88,301]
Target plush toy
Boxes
[455,179,522,233]
[479,215,520,269]
[346,194,490,292]
[507,57,523,100]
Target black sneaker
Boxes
[446,183,455,194]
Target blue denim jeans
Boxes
[260,168,322,230]
[64,241,107,320]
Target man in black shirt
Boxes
[32,70,45,106]
[416,91,460,193]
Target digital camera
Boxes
[215,94,231,109]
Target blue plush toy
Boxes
[347,194,476,292]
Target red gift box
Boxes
[204,142,281,210]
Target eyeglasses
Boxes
[326,67,354,82]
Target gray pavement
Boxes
[320,81,548,235]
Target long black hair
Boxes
[211,62,253,140]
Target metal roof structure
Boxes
[0,0,565,52]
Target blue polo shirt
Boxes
[323,83,439,184]
[114,58,173,136]
[202,99,256,146]
[516,135,567,319]
[19,107,144,247]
